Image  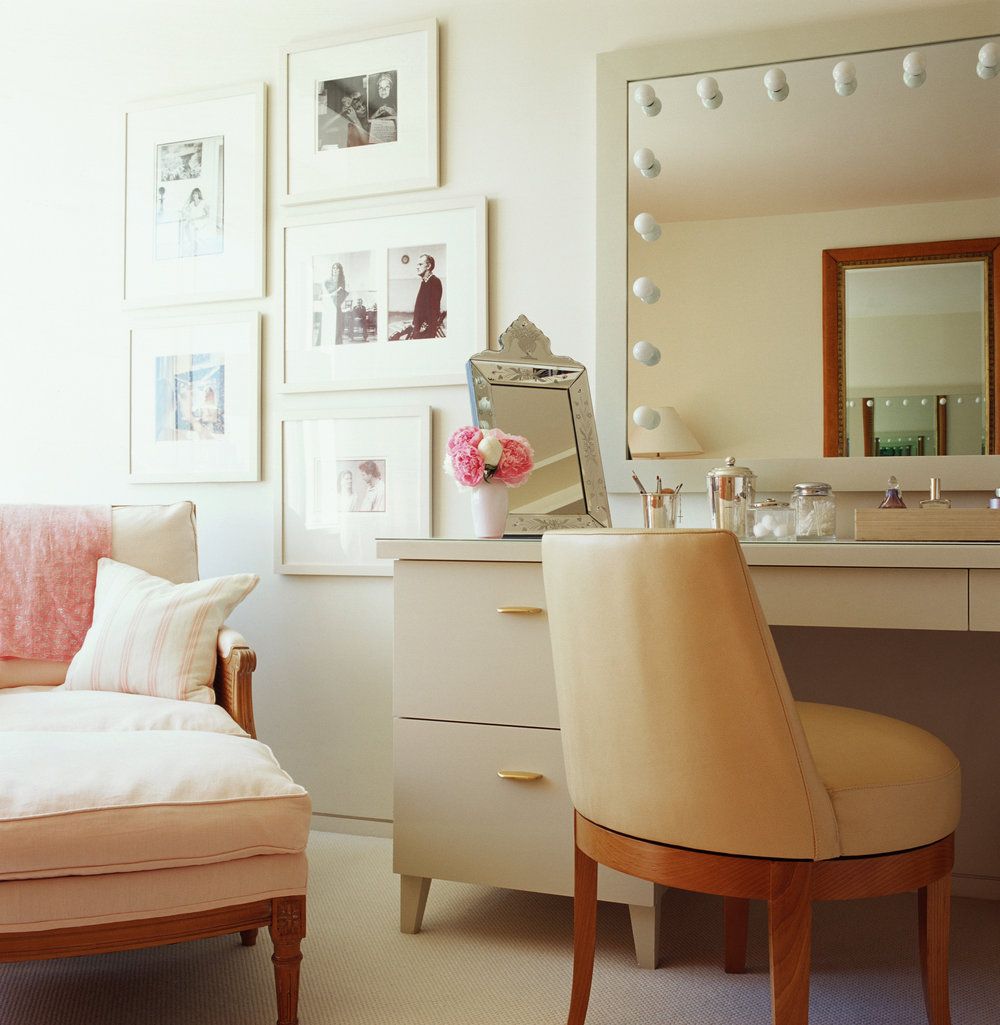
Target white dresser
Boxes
[379,537,1000,962]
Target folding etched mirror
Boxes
[466,315,611,534]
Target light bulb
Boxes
[848,400,855,408]
[632,340,661,366]
[903,50,926,88]
[957,396,964,404]
[632,406,661,430]
[921,398,929,406]
[632,277,660,303]
[633,83,661,116]
[696,76,723,109]
[632,147,660,178]
[939,397,948,406]
[764,67,789,102]
[866,399,874,408]
[633,212,661,241]
[833,60,857,96]
[978,41,999,79]
[885,399,892,407]
[975,396,982,404]
[902,399,909,406]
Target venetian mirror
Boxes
[466,316,611,534]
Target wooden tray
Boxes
[854,508,1000,542]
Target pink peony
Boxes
[495,435,534,486]
[447,426,483,456]
[450,448,486,487]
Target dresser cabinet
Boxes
[391,557,662,967]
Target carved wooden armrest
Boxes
[214,626,257,738]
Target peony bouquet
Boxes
[444,426,534,488]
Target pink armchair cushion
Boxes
[63,559,258,703]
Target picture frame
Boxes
[129,311,261,483]
[278,406,431,576]
[281,20,438,205]
[124,82,266,308]
[282,195,487,391]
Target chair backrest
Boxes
[0,502,198,687]
[542,528,840,861]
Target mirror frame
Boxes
[596,1,1000,493]
[822,237,1000,457]
[467,315,611,534]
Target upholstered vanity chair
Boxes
[542,529,960,1025]
[0,503,309,1025]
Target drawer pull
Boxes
[497,770,544,782]
[496,606,544,615]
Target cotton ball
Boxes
[753,523,770,538]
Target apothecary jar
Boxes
[791,482,836,540]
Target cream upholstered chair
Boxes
[542,529,960,1025]
[0,503,308,1025]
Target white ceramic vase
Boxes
[470,479,509,539]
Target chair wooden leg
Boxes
[240,928,259,946]
[768,863,812,1025]
[724,897,750,974]
[918,874,952,1025]
[567,840,599,1025]
[270,895,306,1025]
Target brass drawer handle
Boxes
[497,770,544,782]
[496,606,544,615]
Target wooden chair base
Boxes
[1,894,306,1025]
[568,812,954,1025]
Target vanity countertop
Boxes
[376,537,1000,570]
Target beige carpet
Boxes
[1,831,998,1024]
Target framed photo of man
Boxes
[124,83,266,307]
[277,406,431,575]
[281,20,438,204]
[282,195,487,391]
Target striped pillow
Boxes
[63,559,258,702]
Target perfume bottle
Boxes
[919,477,951,509]
[878,475,907,509]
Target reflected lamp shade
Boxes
[629,406,703,457]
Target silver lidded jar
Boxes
[791,482,836,539]
[707,457,757,538]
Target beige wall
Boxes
[0,0,972,830]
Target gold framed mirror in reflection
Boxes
[822,237,999,456]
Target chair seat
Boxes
[0,731,311,881]
[796,701,961,857]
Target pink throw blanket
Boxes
[0,505,112,661]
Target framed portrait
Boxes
[130,311,260,482]
[281,20,438,204]
[278,407,431,576]
[124,82,266,307]
[282,195,487,391]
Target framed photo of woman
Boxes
[280,21,438,204]
[123,82,266,307]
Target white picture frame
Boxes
[280,20,438,205]
[278,407,431,576]
[129,311,261,483]
[282,195,487,391]
[124,82,266,308]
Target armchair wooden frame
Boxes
[567,811,954,1025]
[0,633,307,1025]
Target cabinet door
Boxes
[970,570,1000,631]
[394,560,559,727]
[393,718,650,904]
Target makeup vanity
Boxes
[380,536,1000,967]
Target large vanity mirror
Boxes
[596,2,1000,491]
[823,237,999,457]
[467,316,611,534]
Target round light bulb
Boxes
[848,400,855,408]
[764,67,787,92]
[978,42,999,79]
[939,397,948,406]
[632,147,655,171]
[832,60,856,85]
[632,277,660,303]
[957,396,964,404]
[696,76,718,100]
[885,399,892,407]
[975,396,982,404]
[633,212,661,241]
[632,406,661,430]
[632,340,661,366]
[866,399,874,408]
[921,398,929,406]
[633,83,655,107]
[902,398,909,406]
[903,51,926,75]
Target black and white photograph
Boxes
[388,244,446,339]
[311,251,377,346]
[335,459,387,514]
[316,70,398,150]
[155,136,224,260]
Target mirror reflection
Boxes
[626,35,1000,460]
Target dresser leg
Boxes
[628,886,665,969]
[400,874,432,934]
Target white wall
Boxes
[0,0,966,829]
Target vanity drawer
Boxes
[749,566,968,631]
[969,570,1000,631]
[394,560,559,727]
[393,718,648,903]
